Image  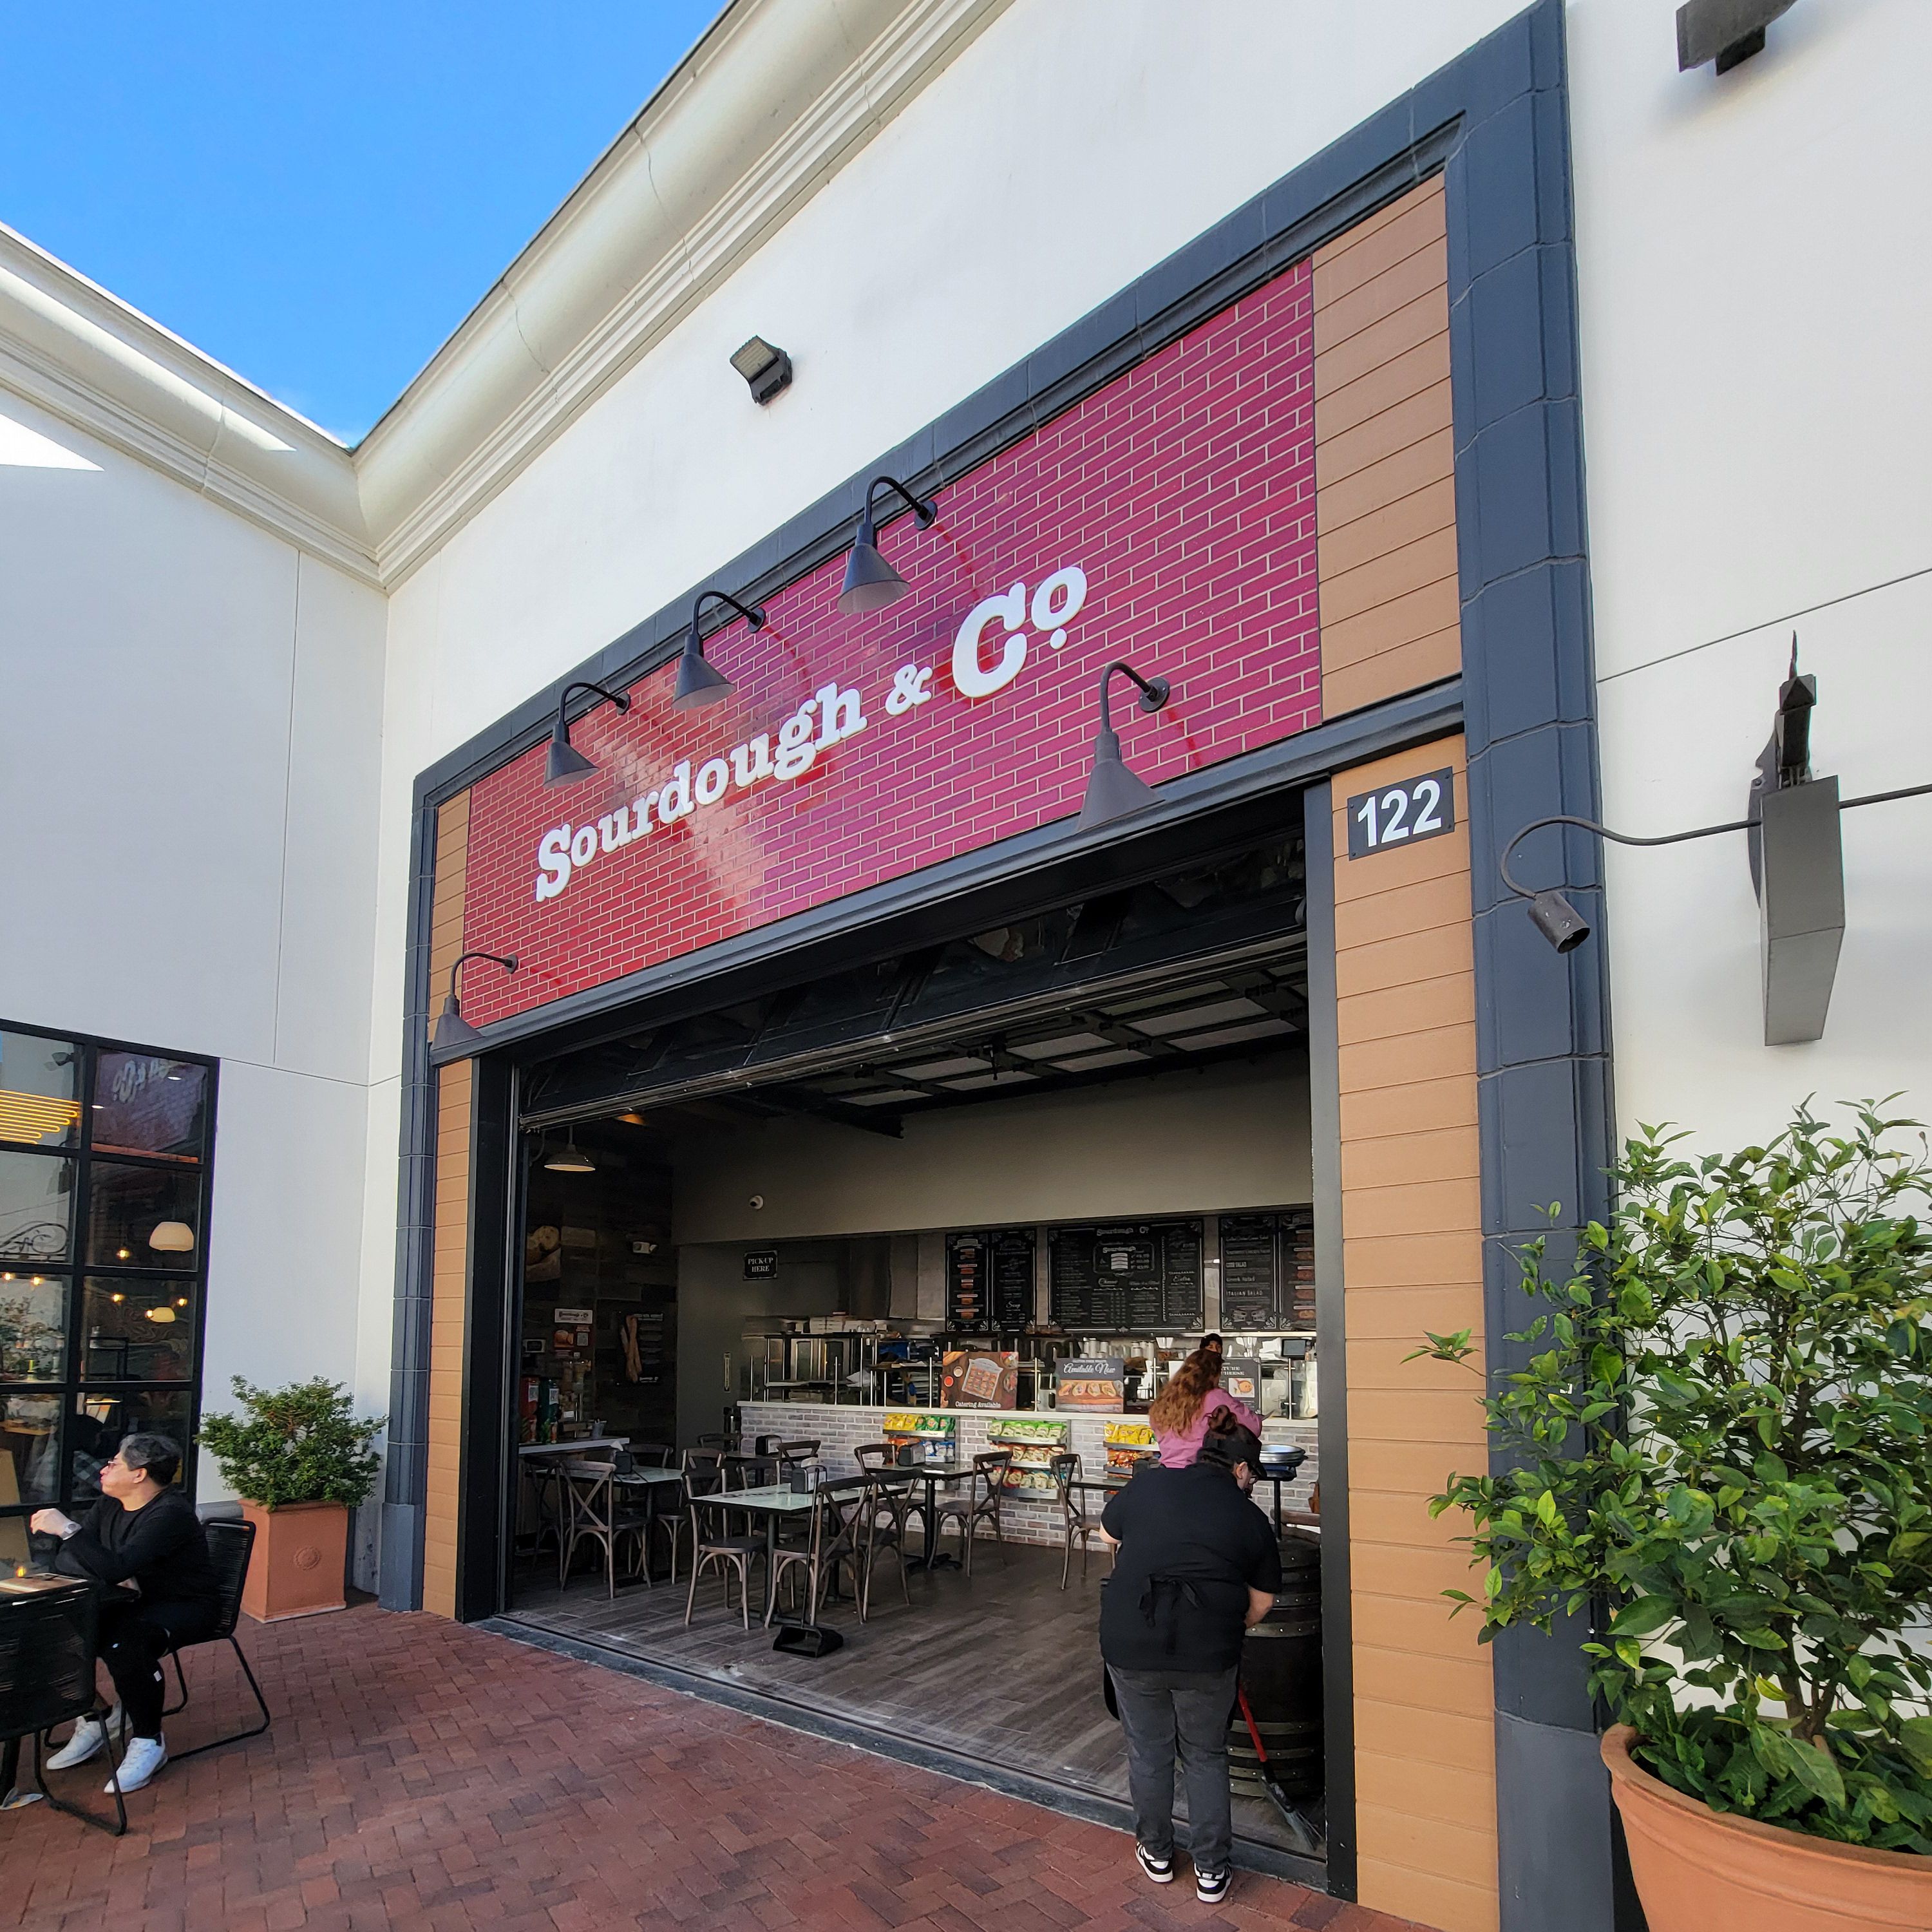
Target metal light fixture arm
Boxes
[552,679,630,734]
[690,589,767,640]
[1095,659,1171,733]
[449,949,518,1006]
[865,474,937,531]
[1499,784,1932,904]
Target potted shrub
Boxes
[198,1377,384,1622]
[1416,1101,1932,1931]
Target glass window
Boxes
[86,1161,200,1268]
[91,1053,208,1162]
[1,1391,62,1508]
[0,1151,74,1262]
[80,1278,196,1383]
[0,1032,80,1150]
[0,1271,68,1381]
[71,1388,192,1502]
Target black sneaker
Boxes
[1135,1843,1175,1884]
[1195,1866,1231,1903]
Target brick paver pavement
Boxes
[1,1604,1430,1932]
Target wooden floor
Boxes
[510,1533,1318,1861]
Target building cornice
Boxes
[354,0,1014,587]
[0,225,377,586]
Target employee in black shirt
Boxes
[1099,1413,1281,1904]
[28,1434,218,1793]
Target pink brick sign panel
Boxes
[462,259,1318,1026]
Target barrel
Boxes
[1228,1532,1323,1799]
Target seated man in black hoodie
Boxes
[1099,1409,1280,1903]
[28,1433,219,1792]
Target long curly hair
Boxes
[1148,1349,1221,1437]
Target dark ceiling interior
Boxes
[520,834,1309,1141]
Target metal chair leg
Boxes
[31,1720,126,1836]
[167,1636,272,1764]
[163,1648,191,1716]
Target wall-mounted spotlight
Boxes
[673,591,766,709]
[837,475,938,615]
[1499,645,1932,1044]
[1677,0,1799,73]
[544,1133,597,1175]
[543,680,630,788]
[433,950,518,1054]
[729,336,792,404]
[1076,660,1171,832]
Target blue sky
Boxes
[0,4,724,441]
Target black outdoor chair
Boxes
[857,1472,914,1622]
[1,1578,126,1833]
[161,1518,272,1762]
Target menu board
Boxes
[990,1227,1037,1329]
[1049,1218,1204,1333]
[946,1232,989,1332]
[1218,1212,1282,1331]
[1056,1356,1126,1412]
[1282,1208,1316,1330]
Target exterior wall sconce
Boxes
[543,680,631,788]
[729,336,792,404]
[674,591,766,710]
[147,1221,196,1253]
[837,475,938,615]
[433,950,518,1054]
[1076,660,1171,832]
[1500,647,1932,1045]
[1678,0,1799,73]
[543,1133,596,1174]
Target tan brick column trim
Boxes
[1314,179,1459,718]
[422,792,472,1620]
[1332,738,1496,1932]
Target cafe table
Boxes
[609,1467,685,1582]
[692,1484,818,1622]
[886,1461,978,1571]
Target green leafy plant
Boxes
[1415,1101,1932,1852]
[198,1376,384,1510]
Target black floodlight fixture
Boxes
[543,680,631,788]
[1677,0,1799,73]
[837,475,938,616]
[729,336,793,404]
[433,950,518,1054]
[673,590,767,710]
[1075,660,1171,833]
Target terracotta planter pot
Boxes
[1602,1725,1931,1931]
[238,1499,348,1622]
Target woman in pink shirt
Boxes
[1148,1347,1263,1468]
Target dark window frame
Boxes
[0,1019,216,1531]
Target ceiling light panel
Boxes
[1010,1032,1110,1060]
[1129,998,1267,1037]
[889,1056,989,1080]
[1050,1048,1149,1073]
[1170,1018,1296,1051]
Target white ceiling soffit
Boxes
[356,0,1014,587]
[0,224,375,583]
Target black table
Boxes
[888,1462,977,1571]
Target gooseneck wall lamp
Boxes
[543,681,631,788]
[837,475,938,616]
[432,950,518,1054]
[1500,648,1932,1045]
[1075,660,1172,832]
[673,591,766,709]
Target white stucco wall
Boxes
[0,390,386,1498]
[1569,0,1932,1154]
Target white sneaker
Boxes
[112,1736,167,1793]
[44,1718,106,1770]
